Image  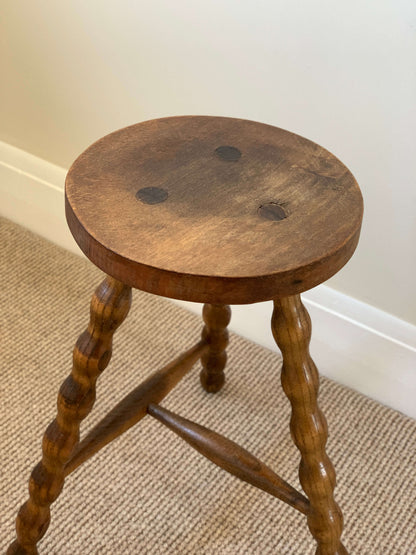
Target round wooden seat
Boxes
[65,116,363,304]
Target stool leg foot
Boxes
[200,304,231,393]
[271,295,347,555]
[7,276,132,554]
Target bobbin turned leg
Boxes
[200,304,231,393]
[271,295,347,555]
[8,276,131,555]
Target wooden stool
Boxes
[8,116,363,554]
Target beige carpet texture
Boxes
[1,217,415,554]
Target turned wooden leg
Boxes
[8,276,132,554]
[200,304,231,393]
[272,295,347,555]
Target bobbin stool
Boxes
[8,116,363,555]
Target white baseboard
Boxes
[0,141,79,255]
[1,140,415,418]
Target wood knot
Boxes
[215,145,241,161]
[136,187,168,205]
[258,202,287,221]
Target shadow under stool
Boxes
[8,116,363,554]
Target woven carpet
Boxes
[1,217,415,554]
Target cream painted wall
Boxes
[1,0,415,324]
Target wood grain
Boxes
[272,295,347,555]
[147,403,310,515]
[7,277,131,554]
[65,116,363,304]
[200,304,231,393]
[64,340,208,476]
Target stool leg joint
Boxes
[64,340,208,476]
[148,402,310,515]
